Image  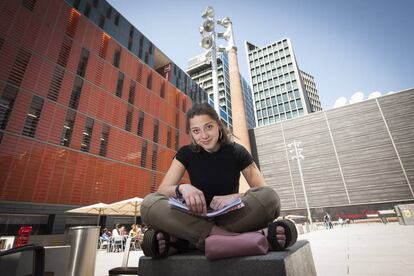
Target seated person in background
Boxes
[120,226,127,236]
[101,228,111,242]
[100,228,111,249]
[129,224,139,238]
[112,223,120,237]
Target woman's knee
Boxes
[140,192,168,226]
[246,186,280,220]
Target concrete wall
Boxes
[251,88,414,214]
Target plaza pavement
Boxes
[95,222,414,276]
[300,222,414,276]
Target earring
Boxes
[219,130,223,140]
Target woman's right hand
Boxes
[179,184,207,215]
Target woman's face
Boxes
[189,114,220,152]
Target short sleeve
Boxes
[174,145,190,168]
[233,143,254,171]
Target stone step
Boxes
[138,239,316,276]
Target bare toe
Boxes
[276,226,285,234]
[156,233,166,253]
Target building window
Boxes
[114,13,120,25]
[60,109,76,146]
[92,0,99,8]
[77,48,89,77]
[115,72,124,97]
[106,6,112,19]
[113,47,121,67]
[83,3,91,18]
[175,130,179,150]
[129,26,134,38]
[151,144,158,170]
[0,36,4,50]
[8,48,31,87]
[139,36,144,47]
[160,82,165,98]
[0,131,3,144]
[175,93,180,108]
[80,117,94,152]
[57,36,72,67]
[182,97,186,112]
[125,106,133,132]
[128,26,134,50]
[22,95,44,138]
[144,52,149,64]
[137,111,144,136]
[0,85,19,130]
[166,127,172,148]
[128,80,136,104]
[140,140,147,168]
[22,0,36,11]
[73,0,80,9]
[146,73,152,89]
[99,124,110,157]
[153,119,159,143]
[175,111,179,129]
[128,37,133,51]
[69,76,83,110]
[99,15,105,28]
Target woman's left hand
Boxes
[210,193,241,210]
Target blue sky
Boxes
[107,0,414,109]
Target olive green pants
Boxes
[140,186,280,249]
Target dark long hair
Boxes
[186,103,232,152]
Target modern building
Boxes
[240,76,255,129]
[187,51,256,129]
[0,0,202,234]
[250,88,414,221]
[245,38,322,127]
[299,70,322,112]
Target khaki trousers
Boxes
[140,186,280,249]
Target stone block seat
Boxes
[138,239,316,276]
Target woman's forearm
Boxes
[157,184,177,197]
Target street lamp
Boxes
[199,7,220,115]
[199,7,229,117]
[288,140,313,225]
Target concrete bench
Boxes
[138,239,316,276]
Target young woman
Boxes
[140,103,297,258]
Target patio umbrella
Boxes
[107,197,144,224]
[66,202,119,225]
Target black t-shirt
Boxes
[175,142,254,205]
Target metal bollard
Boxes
[66,226,100,276]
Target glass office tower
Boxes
[245,38,322,127]
[187,51,256,129]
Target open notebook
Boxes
[168,197,244,218]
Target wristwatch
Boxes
[175,184,183,198]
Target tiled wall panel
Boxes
[0,0,191,208]
[252,89,414,212]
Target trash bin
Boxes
[66,226,100,276]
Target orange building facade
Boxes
[0,0,204,234]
